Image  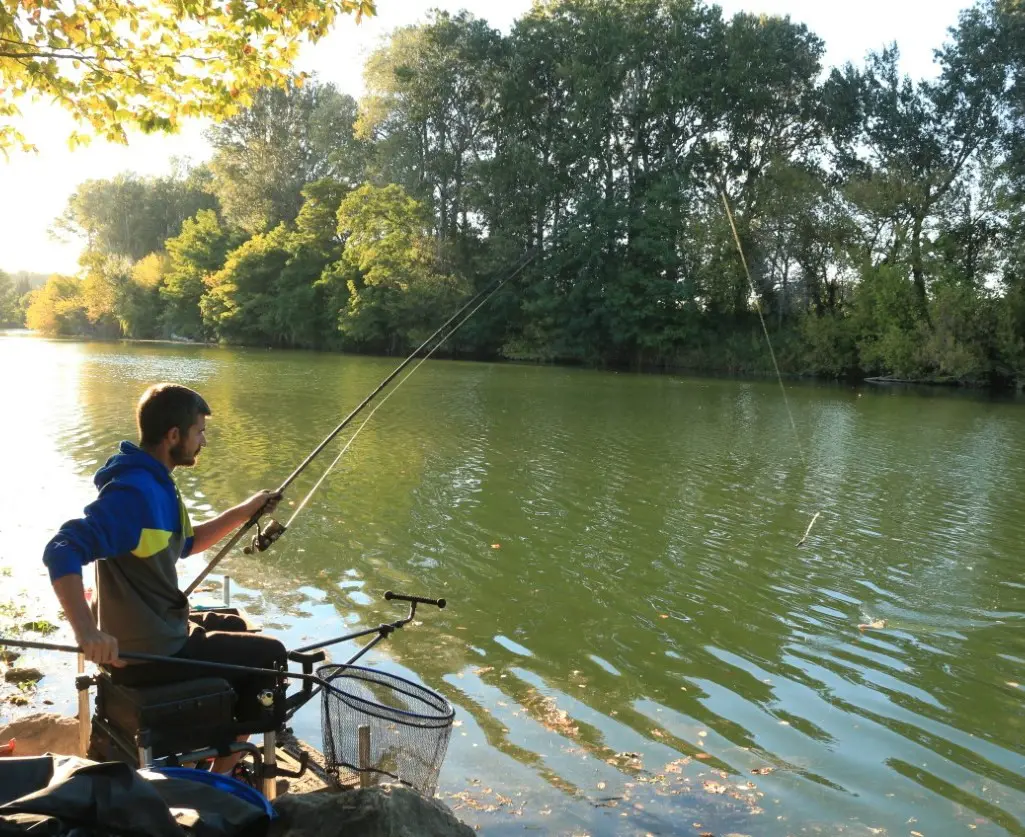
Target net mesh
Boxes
[318,663,454,797]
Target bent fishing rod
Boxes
[183,248,539,596]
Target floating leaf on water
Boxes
[911,832,924,837]
[597,781,606,790]
[703,781,728,794]
[751,767,774,775]
[698,730,708,738]
[659,614,669,619]
[491,543,501,549]
[858,619,887,631]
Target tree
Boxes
[206,78,364,234]
[202,227,293,344]
[0,269,21,326]
[0,0,376,153]
[358,12,505,251]
[330,183,470,352]
[53,165,217,261]
[161,209,239,339]
[24,275,88,335]
[202,178,349,347]
[825,29,1008,309]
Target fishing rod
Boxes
[0,591,446,697]
[183,247,539,596]
[0,636,339,695]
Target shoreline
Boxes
[4,328,1021,395]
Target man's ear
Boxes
[166,427,181,447]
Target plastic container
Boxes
[151,766,277,819]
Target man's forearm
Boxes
[191,504,249,554]
[52,573,96,638]
[52,571,123,665]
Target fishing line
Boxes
[284,275,514,531]
[183,248,539,595]
[720,192,820,546]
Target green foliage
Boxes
[0,269,21,327]
[0,0,375,152]
[332,184,470,352]
[207,79,364,234]
[798,311,858,378]
[25,275,88,336]
[161,209,239,340]
[28,0,1025,387]
[202,226,293,344]
[53,166,217,262]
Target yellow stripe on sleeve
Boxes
[132,528,173,558]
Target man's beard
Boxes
[170,441,200,467]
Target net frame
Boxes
[317,663,454,796]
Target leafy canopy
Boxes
[0,0,376,152]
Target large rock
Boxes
[270,785,475,837]
[0,712,83,757]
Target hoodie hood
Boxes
[94,441,173,491]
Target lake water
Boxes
[3,331,1025,835]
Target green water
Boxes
[3,332,1025,835]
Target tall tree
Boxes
[825,23,1008,308]
[358,12,505,252]
[161,208,239,339]
[53,166,217,262]
[329,183,470,352]
[206,78,364,234]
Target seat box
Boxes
[97,675,237,757]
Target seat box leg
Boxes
[262,730,277,801]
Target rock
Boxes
[3,667,43,684]
[0,649,20,665]
[0,712,83,756]
[270,785,475,837]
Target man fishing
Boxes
[42,382,286,774]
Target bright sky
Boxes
[0,0,973,276]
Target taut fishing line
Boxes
[720,192,821,547]
[183,247,539,595]
[284,269,522,531]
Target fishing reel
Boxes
[242,518,287,555]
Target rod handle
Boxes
[384,591,446,609]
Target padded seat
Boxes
[92,673,238,762]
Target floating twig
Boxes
[796,511,821,547]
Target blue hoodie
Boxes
[43,441,196,656]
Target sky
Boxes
[0,0,975,276]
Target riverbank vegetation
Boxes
[12,0,1025,386]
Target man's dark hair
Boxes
[137,383,211,447]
